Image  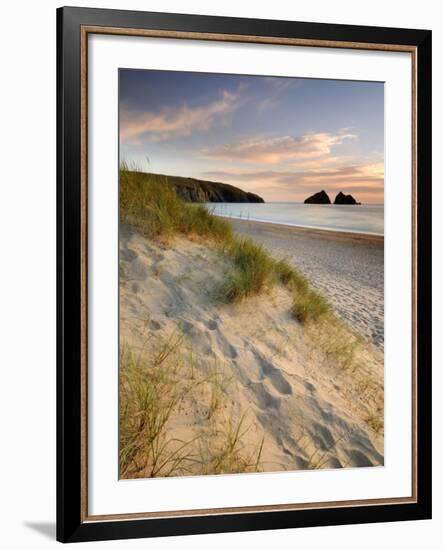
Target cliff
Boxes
[129,171,265,203]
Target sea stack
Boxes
[334,192,361,205]
[304,190,331,204]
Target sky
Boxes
[119,69,384,203]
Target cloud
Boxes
[256,97,278,114]
[262,76,302,92]
[201,162,384,202]
[202,131,357,164]
[120,90,240,143]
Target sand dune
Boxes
[120,224,384,476]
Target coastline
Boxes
[217,216,384,245]
[228,218,384,349]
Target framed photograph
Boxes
[57,6,432,543]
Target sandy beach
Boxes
[229,219,384,349]
[119,222,384,477]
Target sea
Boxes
[205,202,384,236]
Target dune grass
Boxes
[221,236,330,323]
[120,163,232,242]
[291,290,331,323]
[196,413,265,475]
[119,335,193,478]
[220,238,316,312]
[120,165,331,323]
[221,238,276,301]
[119,329,264,479]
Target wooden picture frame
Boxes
[57,6,432,543]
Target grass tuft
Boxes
[197,413,264,475]
[364,412,384,434]
[274,259,309,293]
[291,290,331,323]
[306,317,362,370]
[221,238,275,301]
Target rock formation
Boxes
[334,192,361,205]
[304,190,331,204]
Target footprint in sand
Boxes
[120,247,138,262]
[353,435,384,465]
[204,318,218,331]
[252,350,293,396]
[227,344,238,358]
[304,380,316,393]
[130,258,149,280]
[180,319,194,334]
[131,282,140,294]
[347,449,374,467]
[149,319,162,331]
[310,422,335,451]
[250,381,281,411]
[216,334,238,359]
[293,456,309,469]
[180,319,216,357]
[204,320,238,359]
[325,457,343,469]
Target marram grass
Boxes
[119,332,264,478]
[120,164,331,324]
[120,163,232,242]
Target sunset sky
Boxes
[119,69,384,203]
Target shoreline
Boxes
[217,216,384,245]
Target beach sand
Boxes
[229,219,384,350]
[119,223,384,477]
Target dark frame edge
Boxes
[56,6,65,543]
[57,6,83,543]
[63,502,430,543]
[60,5,431,44]
[56,5,432,543]
[415,29,432,521]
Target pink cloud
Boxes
[120,90,239,142]
[202,131,357,164]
